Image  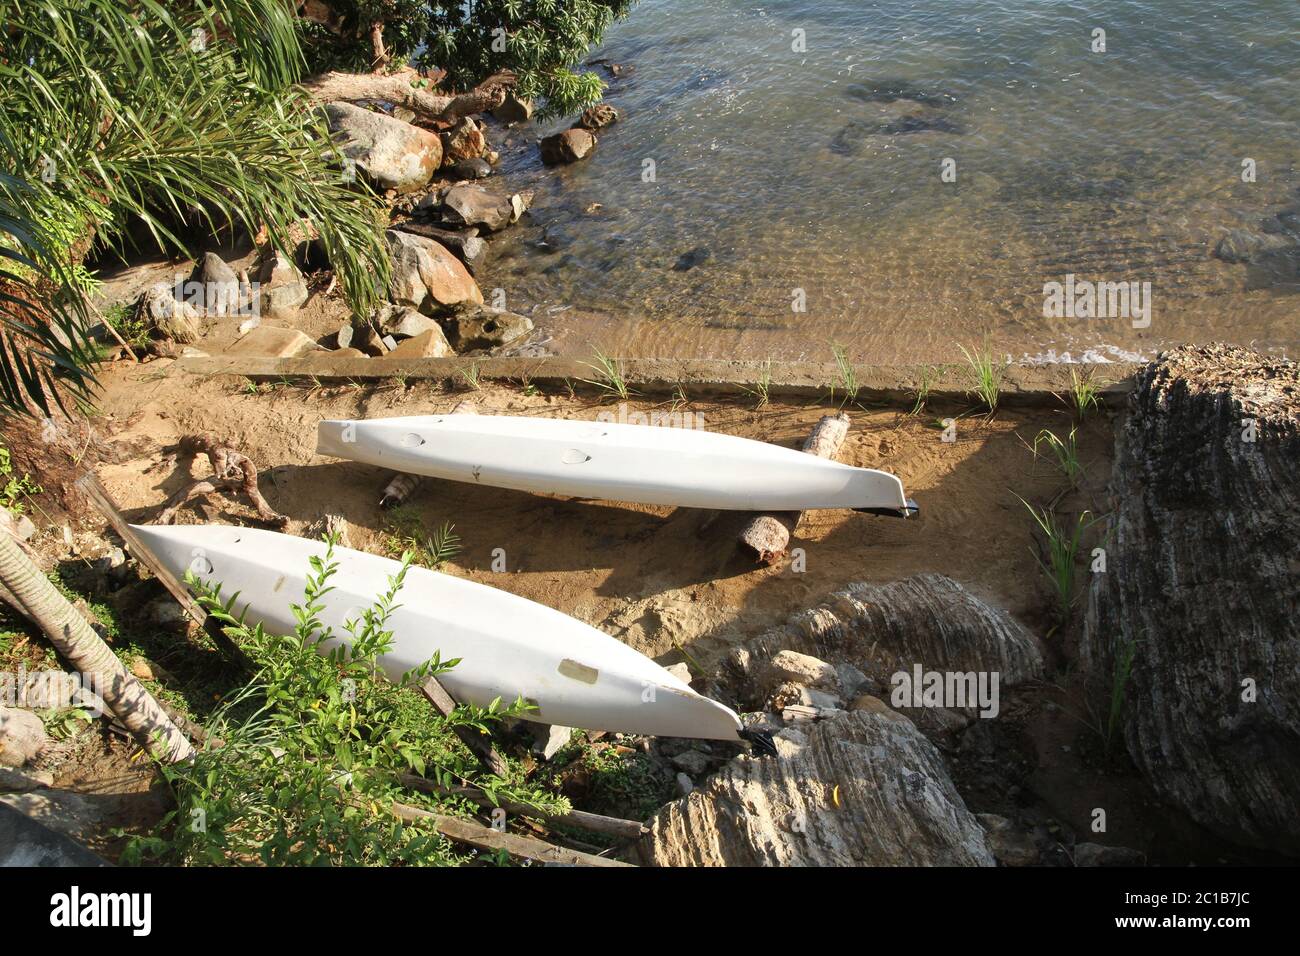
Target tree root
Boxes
[157,434,288,527]
[300,67,510,124]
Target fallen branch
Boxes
[418,675,510,778]
[300,67,509,123]
[397,773,648,841]
[157,433,287,528]
[390,801,633,867]
[738,413,851,564]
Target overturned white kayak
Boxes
[317,414,917,514]
[131,524,746,742]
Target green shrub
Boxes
[126,538,565,866]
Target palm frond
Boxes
[0,0,391,414]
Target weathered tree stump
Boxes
[738,413,850,564]
[1082,344,1300,855]
[156,434,287,527]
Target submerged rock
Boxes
[439,305,533,352]
[324,101,442,193]
[1213,228,1293,264]
[640,708,993,866]
[540,128,596,165]
[843,79,955,107]
[1082,344,1300,855]
[672,246,710,271]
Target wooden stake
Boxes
[390,801,633,867]
[75,473,251,670]
[738,413,851,564]
[418,675,510,778]
[91,302,139,363]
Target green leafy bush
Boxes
[126,538,566,866]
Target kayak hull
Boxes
[317,414,910,512]
[131,524,744,741]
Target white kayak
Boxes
[130,524,747,742]
[316,414,918,515]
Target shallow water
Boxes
[490,0,1300,364]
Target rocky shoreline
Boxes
[91,80,625,369]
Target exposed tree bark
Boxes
[738,413,851,564]
[1081,344,1300,855]
[300,68,510,123]
[368,20,388,72]
[0,531,194,763]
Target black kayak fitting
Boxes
[854,498,920,519]
[738,728,779,758]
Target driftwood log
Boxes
[398,774,648,841]
[156,434,287,528]
[1081,344,1300,855]
[391,800,632,867]
[738,413,850,563]
[300,68,509,124]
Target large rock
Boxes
[1081,344,1300,855]
[728,574,1044,718]
[384,328,454,359]
[540,128,596,165]
[393,222,488,274]
[440,116,486,165]
[640,707,994,866]
[255,251,309,316]
[439,306,533,352]
[375,303,439,340]
[137,283,202,343]
[226,325,322,358]
[0,707,47,768]
[492,93,533,124]
[186,252,240,316]
[385,230,483,313]
[574,103,619,131]
[439,183,515,233]
[324,101,442,193]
